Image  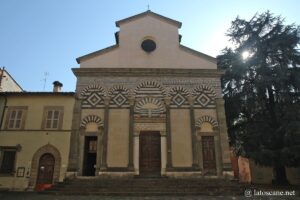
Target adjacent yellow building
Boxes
[0,90,74,190]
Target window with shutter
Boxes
[45,110,60,129]
[0,151,16,174]
[6,107,27,130]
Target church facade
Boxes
[67,11,232,178]
[0,11,242,191]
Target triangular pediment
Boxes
[116,10,182,28]
[76,11,216,69]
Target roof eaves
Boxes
[1,92,75,96]
[179,45,217,64]
[76,45,119,64]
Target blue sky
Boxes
[0,0,299,91]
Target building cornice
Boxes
[72,68,224,77]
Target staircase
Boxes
[42,176,247,196]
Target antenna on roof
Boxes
[42,72,49,91]
[147,4,150,11]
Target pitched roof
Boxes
[179,45,217,64]
[1,92,75,96]
[76,45,118,64]
[115,10,182,28]
[1,69,23,91]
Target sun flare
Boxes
[242,51,250,60]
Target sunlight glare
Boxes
[242,51,250,60]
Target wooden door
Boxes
[139,131,161,176]
[202,136,216,174]
[37,153,55,184]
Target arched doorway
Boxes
[37,153,55,184]
[29,144,61,190]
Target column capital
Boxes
[128,95,135,106]
[103,96,111,106]
[187,96,195,106]
[164,96,172,106]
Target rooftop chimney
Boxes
[53,81,63,92]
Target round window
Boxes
[141,39,156,53]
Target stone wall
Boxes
[69,70,231,177]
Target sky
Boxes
[0,0,299,92]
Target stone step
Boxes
[42,177,246,196]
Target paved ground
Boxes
[0,192,299,200]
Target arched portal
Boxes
[80,115,104,176]
[37,153,55,184]
[29,144,61,190]
[195,116,219,175]
[133,96,166,177]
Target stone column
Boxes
[128,96,135,170]
[197,135,203,170]
[100,97,110,170]
[215,98,232,173]
[188,96,199,169]
[67,96,82,173]
[161,133,167,175]
[95,129,103,175]
[164,97,172,169]
[133,133,139,175]
[214,135,222,177]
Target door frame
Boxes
[82,136,97,176]
[201,136,217,175]
[139,131,162,176]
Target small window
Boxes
[0,150,16,174]
[42,107,63,130]
[5,107,27,130]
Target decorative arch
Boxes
[192,85,216,108]
[80,115,103,129]
[195,115,219,130]
[108,85,129,107]
[170,86,190,107]
[80,84,106,108]
[108,85,129,95]
[135,97,166,117]
[29,144,61,187]
[134,81,166,99]
[80,84,105,98]
[170,86,189,95]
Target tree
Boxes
[217,11,300,185]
